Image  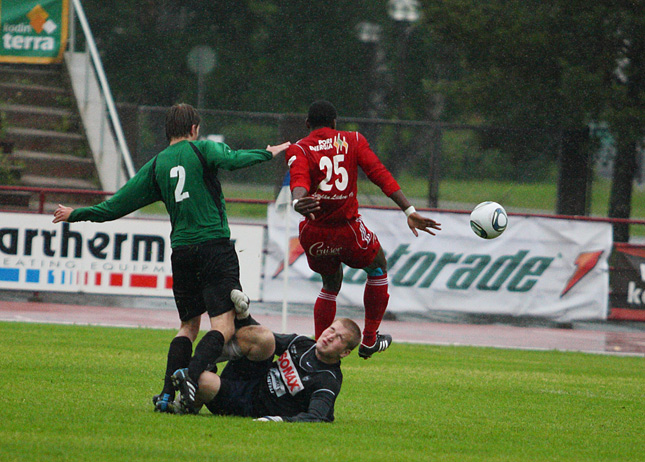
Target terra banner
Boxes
[0,0,69,64]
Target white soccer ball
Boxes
[469,201,508,239]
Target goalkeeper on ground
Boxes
[171,315,361,422]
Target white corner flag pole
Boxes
[281,203,290,333]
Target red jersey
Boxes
[287,127,400,224]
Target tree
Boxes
[604,2,645,241]
[420,0,645,232]
[81,0,392,115]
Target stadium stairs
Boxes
[0,63,102,212]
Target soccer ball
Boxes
[469,201,508,239]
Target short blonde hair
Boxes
[336,318,361,351]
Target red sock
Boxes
[363,274,389,346]
[314,288,338,339]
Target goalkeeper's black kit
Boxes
[207,333,344,422]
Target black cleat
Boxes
[358,333,393,359]
[170,395,199,415]
[171,368,199,414]
[152,393,174,413]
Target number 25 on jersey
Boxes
[318,155,348,192]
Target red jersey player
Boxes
[287,100,441,359]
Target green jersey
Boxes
[69,140,272,247]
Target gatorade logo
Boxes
[560,251,603,297]
[342,246,556,293]
[275,240,600,297]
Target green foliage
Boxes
[0,322,642,462]
[202,116,283,185]
[422,0,614,127]
[439,129,558,183]
[58,114,72,133]
[78,0,644,219]
[421,0,645,222]
[207,120,276,148]
[0,154,17,185]
[81,0,398,116]
[0,110,17,185]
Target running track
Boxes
[1,300,643,356]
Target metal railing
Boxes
[66,0,135,189]
[3,184,645,227]
[0,185,272,215]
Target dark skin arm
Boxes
[292,186,320,220]
[388,190,442,237]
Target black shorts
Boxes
[171,238,242,321]
[204,357,272,417]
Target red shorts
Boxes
[298,217,381,275]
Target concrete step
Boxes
[39,199,107,214]
[0,139,15,154]
[0,190,31,208]
[3,162,23,181]
[0,82,72,108]
[0,187,106,213]
[5,127,86,154]
[17,174,104,208]
[1,104,80,132]
[0,64,110,213]
[10,150,96,178]
[20,173,99,190]
[0,63,64,87]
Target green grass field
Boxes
[1,322,642,462]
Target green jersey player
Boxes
[53,103,290,413]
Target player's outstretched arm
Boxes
[52,204,74,223]
[407,213,442,237]
[388,190,441,237]
[266,141,291,157]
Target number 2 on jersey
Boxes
[170,166,190,202]
[319,154,348,191]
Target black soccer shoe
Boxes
[169,396,200,415]
[171,368,199,414]
[152,393,174,413]
[358,333,393,359]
